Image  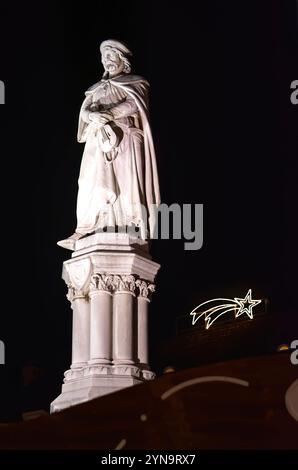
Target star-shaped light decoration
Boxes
[190,289,262,329]
[234,289,262,319]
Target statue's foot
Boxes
[57,232,85,250]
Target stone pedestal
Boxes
[51,233,160,413]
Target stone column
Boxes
[67,286,90,370]
[136,280,155,368]
[88,274,113,365]
[51,234,160,413]
[112,275,136,366]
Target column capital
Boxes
[66,284,87,302]
[112,274,137,295]
[136,279,155,301]
[89,273,114,295]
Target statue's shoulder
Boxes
[84,75,148,95]
[85,80,102,94]
[113,74,149,87]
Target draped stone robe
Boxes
[76,74,160,239]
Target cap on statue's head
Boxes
[100,39,132,56]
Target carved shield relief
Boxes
[65,258,92,293]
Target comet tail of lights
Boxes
[190,289,262,330]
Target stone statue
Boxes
[58,39,160,250]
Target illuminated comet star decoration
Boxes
[190,289,262,329]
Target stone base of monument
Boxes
[51,232,160,413]
[51,365,155,413]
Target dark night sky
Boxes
[0,0,297,419]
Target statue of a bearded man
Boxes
[58,39,160,249]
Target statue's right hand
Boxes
[89,112,111,126]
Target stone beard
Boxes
[76,73,160,240]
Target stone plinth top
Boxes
[73,232,150,259]
[62,233,160,289]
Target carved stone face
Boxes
[101,47,125,77]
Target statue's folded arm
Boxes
[110,97,138,120]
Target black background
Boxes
[0,0,297,420]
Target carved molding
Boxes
[84,365,113,377]
[65,363,155,382]
[64,368,84,382]
[136,279,155,299]
[112,365,142,378]
[66,284,87,302]
[66,274,156,300]
[90,273,114,293]
[142,370,156,381]
[112,274,136,294]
